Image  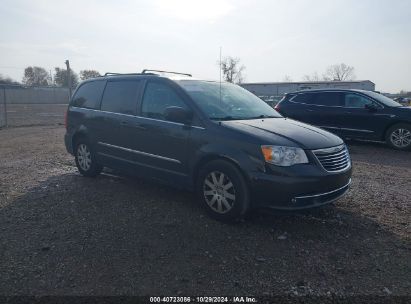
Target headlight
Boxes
[261,145,308,166]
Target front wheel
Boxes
[196,160,250,222]
[386,124,411,150]
[74,139,103,177]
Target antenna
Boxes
[219,46,222,103]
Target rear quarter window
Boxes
[290,93,315,104]
[71,81,106,109]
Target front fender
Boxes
[189,142,266,183]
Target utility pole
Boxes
[65,60,72,97]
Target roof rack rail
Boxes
[103,72,158,77]
[141,69,192,77]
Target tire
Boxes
[196,160,250,222]
[385,123,411,151]
[74,138,103,177]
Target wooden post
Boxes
[65,60,72,98]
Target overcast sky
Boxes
[0,0,410,92]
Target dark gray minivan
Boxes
[65,70,352,221]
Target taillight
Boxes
[64,110,68,129]
[274,103,280,111]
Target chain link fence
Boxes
[0,88,6,128]
[0,85,70,128]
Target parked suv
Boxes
[65,70,352,221]
[275,89,411,150]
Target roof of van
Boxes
[81,74,224,84]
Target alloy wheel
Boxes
[77,144,92,171]
[203,171,236,214]
[390,128,411,148]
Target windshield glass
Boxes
[364,91,403,107]
[177,80,282,120]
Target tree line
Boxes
[302,63,355,81]
[218,57,357,84]
[0,67,101,87]
[2,60,406,94]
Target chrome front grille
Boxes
[312,144,351,172]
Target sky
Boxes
[0,0,410,93]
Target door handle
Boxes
[120,121,129,126]
[134,123,146,130]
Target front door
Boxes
[339,92,389,140]
[130,80,192,181]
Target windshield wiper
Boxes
[249,114,279,119]
[210,115,278,121]
[210,116,239,121]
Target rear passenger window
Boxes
[141,82,188,121]
[101,80,141,115]
[313,92,342,106]
[71,81,105,109]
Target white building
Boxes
[241,80,375,105]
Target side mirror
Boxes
[365,103,379,112]
[164,106,193,124]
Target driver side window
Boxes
[344,93,373,108]
[141,82,188,121]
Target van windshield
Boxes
[177,80,282,120]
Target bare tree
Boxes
[0,74,19,85]
[22,66,49,86]
[323,63,355,81]
[80,70,101,80]
[302,72,321,81]
[54,67,79,88]
[218,56,246,83]
[282,75,293,82]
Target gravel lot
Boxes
[0,125,410,297]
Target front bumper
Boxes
[277,178,350,210]
[249,162,352,210]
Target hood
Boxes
[389,106,411,120]
[393,106,411,112]
[221,118,343,150]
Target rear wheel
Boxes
[386,124,411,150]
[74,139,103,177]
[197,160,250,222]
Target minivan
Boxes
[65,70,352,221]
[275,89,411,150]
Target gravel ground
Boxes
[0,126,410,297]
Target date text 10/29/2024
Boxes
[150,297,257,303]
